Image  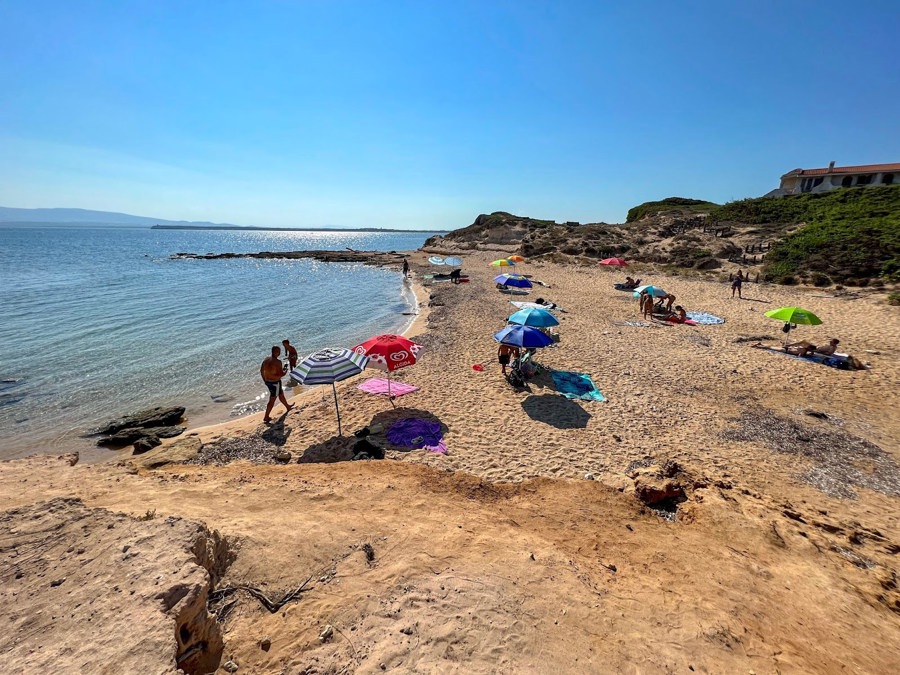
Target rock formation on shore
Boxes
[0,497,230,674]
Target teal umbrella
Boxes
[632,285,667,298]
[508,307,560,327]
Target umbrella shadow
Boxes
[367,407,449,451]
[296,435,356,464]
[740,296,771,303]
[521,394,591,429]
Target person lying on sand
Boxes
[534,297,562,310]
[785,338,841,357]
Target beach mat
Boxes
[549,370,606,401]
[386,418,447,454]
[500,288,530,295]
[510,301,564,312]
[357,378,419,397]
[754,346,854,371]
[665,316,698,325]
[686,311,725,325]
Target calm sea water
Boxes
[0,225,440,460]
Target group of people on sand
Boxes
[260,339,299,424]
[637,288,686,323]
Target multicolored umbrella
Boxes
[494,274,533,289]
[508,307,559,327]
[352,334,423,404]
[290,348,369,435]
[599,257,628,267]
[490,259,515,266]
[632,285,667,298]
[508,255,526,263]
[493,325,554,348]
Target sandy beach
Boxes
[2,253,898,673]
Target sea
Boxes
[0,225,442,461]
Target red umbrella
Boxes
[352,334,423,403]
[599,257,628,267]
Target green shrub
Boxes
[888,292,900,306]
[626,197,718,222]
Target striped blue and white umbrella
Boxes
[290,348,369,435]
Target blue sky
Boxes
[1,1,898,229]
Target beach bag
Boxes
[782,323,791,334]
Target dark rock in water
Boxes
[0,394,24,408]
[96,407,185,435]
[154,426,186,439]
[211,394,234,403]
[132,436,162,454]
[97,427,151,447]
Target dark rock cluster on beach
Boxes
[95,406,186,454]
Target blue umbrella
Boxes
[508,307,560,327]
[493,325,554,348]
[632,285,667,298]
[494,274,533,289]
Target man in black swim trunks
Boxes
[261,346,294,423]
[731,270,743,299]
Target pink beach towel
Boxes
[357,378,419,397]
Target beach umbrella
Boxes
[290,348,369,435]
[632,285,667,298]
[493,325,554,348]
[494,274,533,289]
[428,256,445,265]
[508,255,526,263]
[490,259,515,266]
[764,307,823,345]
[444,256,463,266]
[764,307,823,325]
[508,307,560,328]
[599,257,628,267]
[352,334,423,403]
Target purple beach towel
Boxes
[357,378,419,397]
[386,418,447,454]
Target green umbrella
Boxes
[764,307,822,346]
[763,307,822,325]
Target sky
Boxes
[1,1,898,229]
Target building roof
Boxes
[781,163,900,178]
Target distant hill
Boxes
[0,206,232,227]
[424,185,900,287]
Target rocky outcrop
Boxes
[0,498,229,674]
[96,407,187,452]
[97,406,186,435]
[131,436,204,469]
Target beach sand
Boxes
[2,253,898,673]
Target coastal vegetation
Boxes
[626,197,719,223]
[427,185,900,288]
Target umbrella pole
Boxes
[332,382,342,436]
[388,371,396,408]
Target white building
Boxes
[768,162,898,197]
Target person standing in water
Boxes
[282,339,299,371]
[402,258,410,278]
[261,346,294,424]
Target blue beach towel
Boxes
[549,370,607,401]
[686,311,725,325]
